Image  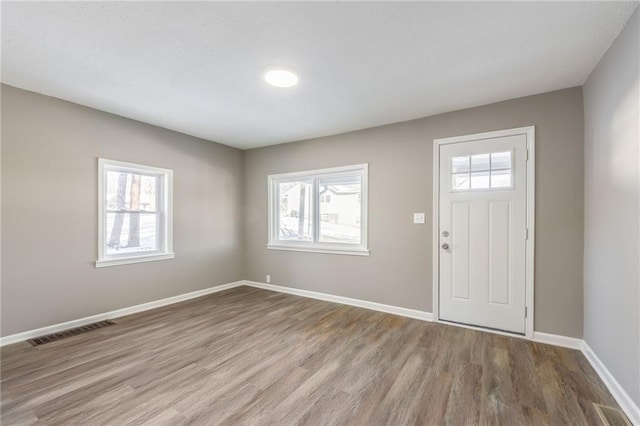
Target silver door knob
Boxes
[441,243,449,250]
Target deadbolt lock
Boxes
[441,243,450,250]
[442,231,449,237]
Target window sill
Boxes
[95,252,175,268]
[267,244,369,256]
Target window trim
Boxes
[267,164,369,256]
[96,158,174,268]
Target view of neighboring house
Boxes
[279,181,362,244]
[319,185,361,227]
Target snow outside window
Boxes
[96,159,174,267]
[268,164,369,256]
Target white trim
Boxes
[434,126,535,145]
[267,163,369,255]
[97,158,174,268]
[439,319,530,340]
[532,333,640,424]
[268,163,369,181]
[4,277,637,424]
[582,342,640,425]
[432,126,536,339]
[434,322,582,350]
[432,134,440,323]
[525,127,536,341]
[532,331,583,350]
[0,281,245,347]
[266,245,369,256]
[243,280,433,321]
[95,252,175,268]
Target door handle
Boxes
[441,243,449,250]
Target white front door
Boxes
[438,133,528,334]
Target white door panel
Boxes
[439,134,527,334]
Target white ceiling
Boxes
[2,2,637,149]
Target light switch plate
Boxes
[413,213,425,224]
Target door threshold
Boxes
[438,319,526,338]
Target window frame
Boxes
[96,158,174,268]
[267,164,369,256]
[450,149,515,192]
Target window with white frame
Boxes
[268,164,369,255]
[451,150,513,191]
[96,159,174,267]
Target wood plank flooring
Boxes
[1,286,619,425]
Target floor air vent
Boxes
[27,320,116,346]
[593,403,632,426]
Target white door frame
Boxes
[432,126,536,339]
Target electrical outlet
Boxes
[266,275,271,284]
[413,213,425,224]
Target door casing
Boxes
[432,126,535,339]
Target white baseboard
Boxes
[582,342,640,425]
[532,332,639,424]
[1,279,432,346]
[3,279,637,425]
[243,280,433,321]
[0,280,245,347]
[533,331,583,350]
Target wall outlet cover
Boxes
[413,213,425,224]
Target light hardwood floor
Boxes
[1,286,618,425]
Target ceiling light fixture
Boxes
[264,69,298,88]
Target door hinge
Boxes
[525,228,529,240]
[525,307,528,317]
[526,149,529,161]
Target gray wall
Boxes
[244,87,585,338]
[1,84,244,336]
[1,84,588,340]
[583,8,640,406]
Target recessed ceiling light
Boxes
[264,69,298,88]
